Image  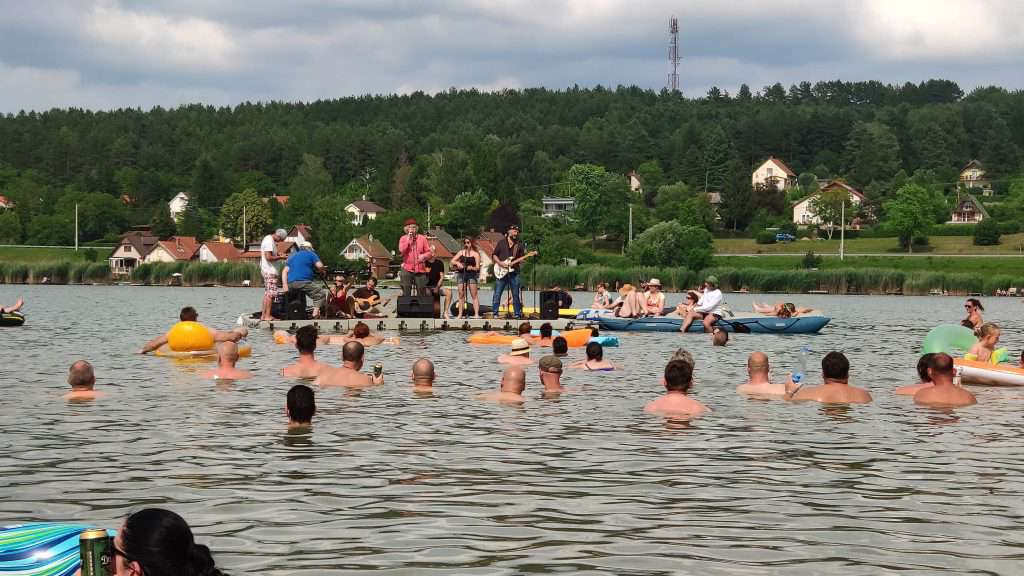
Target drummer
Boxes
[139,306,246,354]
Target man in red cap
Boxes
[398,217,430,297]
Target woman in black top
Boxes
[453,237,482,318]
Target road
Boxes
[721,253,1024,258]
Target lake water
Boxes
[1,285,1022,575]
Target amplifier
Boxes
[397,295,436,318]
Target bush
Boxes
[974,218,1001,246]
[801,251,822,269]
[627,221,712,270]
[83,247,99,262]
[930,223,977,236]
[999,220,1021,235]
[755,230,777,244]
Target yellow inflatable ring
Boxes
[167,321,215,352]
[154,345,252,359]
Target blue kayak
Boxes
[597,315,830,334]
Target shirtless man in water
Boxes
[785,351,871,404]
[281,325,332,379]
[140,306,246,354]
[736,352,786,398]
[411,358,436,393]
[314,341,384,388]
[914,353,976,408]
[202,342,253,380]
[895,354,935,396]
[498,339,534,365]
[477,366,527,403]
[276,321,397,347]
[645,359,709,417]
[64,360,105,400]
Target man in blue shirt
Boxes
[282,241,327,318]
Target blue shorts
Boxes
[457,271,479,285]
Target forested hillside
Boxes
[1,79,1022,263]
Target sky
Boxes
[1,0,1022,113]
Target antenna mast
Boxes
[668,16,680,92]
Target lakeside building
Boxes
[108,226,158,277]
[542,197,575,218]
[168,192,189,220]
[792,181,865,226]
[286,224,313,246]
[949,194,989,224]
[341,235,391,279]
[628,171,643,195]
[959,160,993,197]
[752,156,798,191]
[199,241,243,263]
[0,195,17,210]
[145,236,200,263]
[345,198,387,225]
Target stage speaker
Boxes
[397,295,435,318]
[286,290,307,320]
[539,290,559,320]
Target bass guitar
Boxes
[493,250,538,279]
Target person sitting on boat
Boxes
[785,352,872,404]
[201,342,253,380]
[314,341,385,388]
[349,277,389,318]
[498,338,534,365]
[643,278,666,316]
[644,359,709,417]
[679,276,724,333]
[282,240,327,319]
[287,384,316,429]
[65,360,105,400]
[0,297,23,314]
[913,353,976,408]
[967,322,1001,363]
[281,325,332,379]
[673,291,700,317]
[592,282,612,309]
[477,366,527,403]
[139,306,246,354]
[962,298,984,332]
[895,353,935,396]
[753,301,814,317]
[736,352,785,397]
[570,341,617,371]
[612,284,647,318]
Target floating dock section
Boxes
[239,316,592,333]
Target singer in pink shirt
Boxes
[398,217,430,297]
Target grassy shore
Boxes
[714,233,1024,255]
[0,246,94,262]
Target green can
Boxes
[79,528,112,576]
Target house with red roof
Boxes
[792,181,866,226]
[0,195,15,210]
[345,198,387,225]
[145,236,200,263]
[341,235,392,279]
[199,241,243,263]
[752,156,798,191]
[109,227,159,276]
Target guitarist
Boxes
[350,277,390,318]
[490,224,528,319]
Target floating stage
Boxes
[238,316,593,334]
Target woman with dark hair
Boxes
[452,237,482,318]
[105,508,225,576]
[962,298,984,331]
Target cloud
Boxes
[0,0,1021,113]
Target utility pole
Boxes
[840,200,845,261]
[74,203,79,251]
[628,205,633,246]
[668,17,681,92]
[242,205,247,246]
[427,203,431,230]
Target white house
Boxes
[286,224,313,246]
[958,160,993,196]
[792,181,865,226]
[345,198,387,225]
[752,156,797,191]
[949,194,989,224]
[108,228,158,277]
[341,235,392,279]
[168,192,189,220]
[628,171,643,195]
[198,241,242,263]
[542,197,575,218]
[144,236,200,263]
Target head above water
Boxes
[412,358,436,385]
[927,353,954,380]
[179,306,198,322]
[120,508,222,576]
[670,348,695,370]
[585,341,603,361]
[822,351,850,381]
[218,341,240,364]
[539,355,563,375]
[539,323,553,338]
[965,298,984,312]
[510,338,530,357]
[342,341,365,365]
[353,322,370,339]
[664,359,693,393]
[712,328,729,346]
[552,336,568,357]
[978,322,1000,340]
[747,352,769,376]
[287,384,316,424]
[517,322,533,336]
[295,325,318,355]
[917,353,936,382]
[500,365,526,393]
[68,360,95,389]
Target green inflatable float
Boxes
[922,324,1007,363]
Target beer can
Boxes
[79,528,112,576]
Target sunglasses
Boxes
[112,540,134,562]
[964,305,973,309]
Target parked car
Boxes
[775,232,796,242]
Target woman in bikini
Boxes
[453,237,482,318]
[571,341,617,371]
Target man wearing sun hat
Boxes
[680,275,724,333]
[398,217,431,297]
[643,277,666,316]
[498,337,534,365]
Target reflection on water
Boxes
[1,286,1022,575]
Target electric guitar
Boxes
[351,294,391,314]
[493,250,538,279]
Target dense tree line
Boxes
[1,79,1022,261]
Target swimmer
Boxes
[712,327,729,346]
[0,297,24,314]
[281,325,332,379]
[551,336,568,358]
[785,351,871,404]
[644,359,709,417]
[411,358,436,393]
[94,508,225,576]
[201,342,253,380]
[498,338,534,365]
[276,322,398,347]
[895,353,935,396]
[538,355,564,395]
[967,322,1000,362]
[139,306,246,354]
[753,301,814,317]
[736,352,786,397]
[64,360,105,400]
[670,348,695,371]
[314,341,384,388]
[477,366,527,403]
[286,384,316,429]
[571,342,617,371]
[477,322,536,343]
[536,323,555,346]
[913,353,977,408]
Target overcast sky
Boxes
[1,0,1022,113]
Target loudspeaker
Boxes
[397,295,435,318]
[270,293,287,319]
[286,290,307,320]
[539,290,559,320]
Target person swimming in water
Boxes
[64,360,105,400]
[784,351,872,404]
[281,325,332,379]
[498,338,534,365]
[644,359,709,417]
[736,352,786,398]
[913,353,976,408]
[570,342,617,371]
[477,366,527,403]
[139,306,246,354]
[201,342,253,380]
[287,384,316,429]
[895,353,935,396]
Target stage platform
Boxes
[238,316,593,333]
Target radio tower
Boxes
[668,16,680,92]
